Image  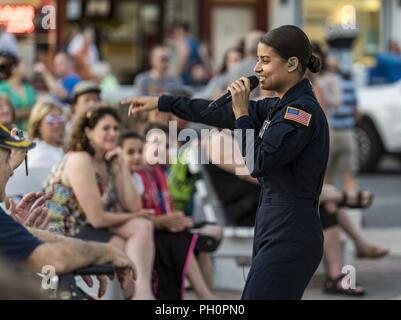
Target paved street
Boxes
[303,228,401,300]
[360,156,401,228]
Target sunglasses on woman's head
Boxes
[44,114,65,124]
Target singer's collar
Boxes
[278,78,313,107]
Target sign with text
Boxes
[0,5,35,33]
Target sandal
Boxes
[324,274,365,296]
[356,246,389,259]
[338,190,374,209]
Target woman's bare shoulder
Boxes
[64,152,93,171]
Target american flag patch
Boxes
[284,106,312,127]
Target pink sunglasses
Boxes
[44,114,65,124]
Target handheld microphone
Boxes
[200,75,260,117]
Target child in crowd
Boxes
[120,126,221,299]
[119,131,145,197]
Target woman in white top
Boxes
[309,43,342,118]
[27,100,65,168]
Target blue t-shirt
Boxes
[0,207,43,264]
[60,74,81,98]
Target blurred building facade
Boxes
[172,0,401,70]
[2,0,401,83]
[166,0,401,72]
[280,0,401,66]
[0,0,57,73]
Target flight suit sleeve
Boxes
[235,106,314,177]
[158,95,236,129]
[158,95,267,130]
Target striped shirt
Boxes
[331,77,357,129]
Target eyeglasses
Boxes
[44,114,65,124]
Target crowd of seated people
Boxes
[0,124,136,299]
[120,124,222,299]
[1,103,224,300]
[42,106,155,299]
[0,29,392,300]
[0,42,223,298]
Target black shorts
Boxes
[319,204,338,230]
[153,230,197,300]
[75,225,113,243]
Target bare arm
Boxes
[22,233,113,274]
[176,40,189,76]
[23,228,136,296]
[149,213,193,232]
[207,132,259,185]
[34,62,68,99]
[41,70,68,100]
[113,165,141,212]
[28,227,69,242]
[64,153,140,228]
[108,150,141,212]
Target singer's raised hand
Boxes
[121,97,159,117]
[227,77,251,119]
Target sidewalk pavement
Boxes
[185,228,401,300]
[303,228,401,300]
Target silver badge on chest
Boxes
[258,119,271,139]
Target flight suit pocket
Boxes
[262,122,296,152]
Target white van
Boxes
[356,80,401,172]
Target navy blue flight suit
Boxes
[158,78,329,299]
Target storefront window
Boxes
[302,0,381,65]
[0,0,57,76]
[65,0,162,84]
